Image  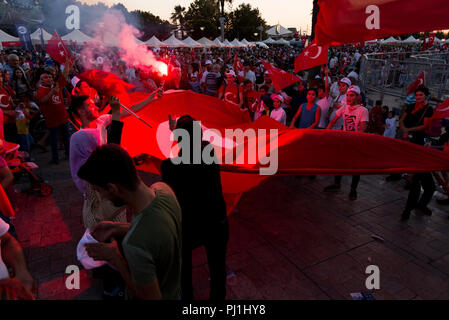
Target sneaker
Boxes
[323,184,340,192]
[415,204,432,216]
[349,189,357,201]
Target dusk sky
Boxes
[79,0,313,33]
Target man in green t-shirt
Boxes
[78,144,182,300]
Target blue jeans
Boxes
[49,122,70,162]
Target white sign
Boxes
[65,5,80,31]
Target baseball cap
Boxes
[205,60,212,65]
[226,70,236,77]
[271,94,284,103]
[347,85,361,95]
[339,77,351,87]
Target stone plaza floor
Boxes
[9,148,449,300]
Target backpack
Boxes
[205,72,218,95]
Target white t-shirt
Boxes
[270,107,286,125]
[0,218,10,280]
[336,104,369,132]
[329,94,346,130]
[317,96,333,128]
[238,70,256,83]
[384,117,398,138]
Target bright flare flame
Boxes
[157,63,168,77]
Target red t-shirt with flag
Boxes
[0,86,15,125]
[218,81,240,105]
[37,77,69,128]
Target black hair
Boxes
[307,88,318,96]
[260,85,269,93]
[375,100,382,106]
[415,85,430,97]
[70,95,89,117]
[78,144,140,191]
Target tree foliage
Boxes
[184,0,221,40]
[227,4,267,41]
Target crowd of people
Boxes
[0,39,448,299]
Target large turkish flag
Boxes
[315,0,449,46]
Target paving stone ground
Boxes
[9,147,449,300]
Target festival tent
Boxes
[364,39,379,45]
[0,30,20,47]
[222,39,233,47]
[381,36,401,45]
[276,38,291,46]
[402,36,420,44]
[182,36,203,48]
[61,29,93,44]
[197,37,216,48]
[30,28,52,44]
[213,38,224,47]
[266,24,293,38]
[263,37,276,44]
[145,36,165,47]
[231,38,244,47]
[240,38,251,46]
[256,42,269,49]
[162,35,188,48]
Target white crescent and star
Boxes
[0,94,9,108]
[305,44,322,60]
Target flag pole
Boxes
[119,104,153,128]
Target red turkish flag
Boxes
[261,60,302,92]
[315,0,449,46]
[47,31,73,65]
[407,72,425,96]
[294,40,328,73]
[432,98,449,120]
[77,69,135,106]
[0,86,11,109]
[233,53,243,72]
[117,91,449,215]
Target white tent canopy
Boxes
[231,38,244,47]
[30,28,52,43]
[222,39,233,47]
[240,38,251,46]
[256,42,269,49]
[266,24,293,38]
[402,36,419,44]
[61,29,93,44]
[145,36,165,47]
[213,38,224,47]
[275,38,291,46]
[381,36,401,45]
[0,30,19,42]
[197,37,216,48]
[182,36,203,48]
[163,35,187,48]
[263,37,276,44]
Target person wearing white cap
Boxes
[270,94,287,125]
[324,85,368,200]
[327,77,351,130]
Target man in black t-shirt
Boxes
[399,86,436,220]
[161,115,229,301]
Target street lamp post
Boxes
[254,32,258,41]
[257,25,264,42]
[219,17,226,42]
